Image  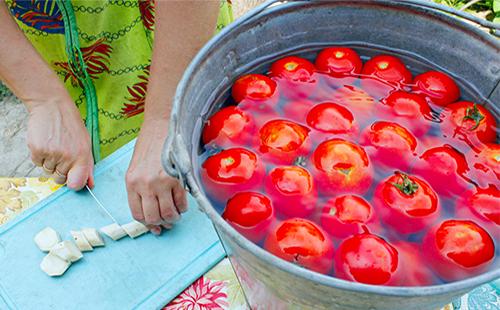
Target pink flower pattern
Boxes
[164,276,229,310]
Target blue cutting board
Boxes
[0,140,226,310]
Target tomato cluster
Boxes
[200,46,498,286]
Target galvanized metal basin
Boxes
[163,1,500,309]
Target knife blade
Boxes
[85,185,119,224]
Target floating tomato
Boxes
[320,195,379,239]
[423,220,495,282]
[374,172,440,234]
[202,106,256,148]
[259,119,311,165]
[232,74,278,103]
[312,139,372,195]
[315,47,363,77]
[413,145,471,196]
[269,56,317,99]
[379,91,432,137]
[201,148,265,202]
[264,166,317,218]
[441,101,497,146]
[334,233,399,285]
[361,121,418,171]
[306,102,358,139]
[222,192,274,243]
[361,54,412,99]
[265,218,334,274]
[412,71,460,107]
[455,186,500,234]
[330,85,377,125]
[469,143,500,188]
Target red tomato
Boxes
[392,242,436,286]
[320,195,379,239]
[413,145,471,197]
[441,101,497,146]
[259,119,311,165]
[456,186,500,234]
[374,172,440,234]
[361,121,418,171]
[412,71,460,107]
[265,218,334,274]
[334,233,399,285]
[232,74,278,103]
[423,220,495,282]
[312,139,372,195]
[264,166,317,218]
[306,102,358,139]
[282,99,315,123]
[201,148,265,202]
[222,192,274,243]
[469,144,500,188]
[315,47,363,77]
[269,56,317,100]
[379,91,432,137]
[361,55,412,99]
[202,106,256,148]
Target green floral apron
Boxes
[6,0,233,160]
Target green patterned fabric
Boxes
[7,0,233,159]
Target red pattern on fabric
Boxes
[139,0,155,31]
[164,276,229,310]
[121,65,150,118]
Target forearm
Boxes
[0,2,71,111]
[144,0,220,126]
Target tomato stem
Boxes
[293,156,307,167]
[463,103,484,130]
[391,172,418,195]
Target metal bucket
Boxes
[163,1,500,309]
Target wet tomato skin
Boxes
[315,47,363,77]
[222,192,274,243]
[379,91,432,137]
[232,74,278,104]
[361,121,418,171]
[361,55,412,99]
[374,172,440,234]
[202,106,256,148]
[264,218,334,274]
[423,220,495,282]
[412,70,460,107]
[391,242,436,286]
[259,119,311,165]
[468,143,500,188]
[455,186,500,233]
[264,166,317,218]
[312,139,373,195]
[306,102,358,140]
[334,233,399,285]
[269,56,317,100]
[441,101,497,145]
[201,148,265,202]
[320,195,379,239]
[413,145,471,197]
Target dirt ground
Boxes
[0,0,265,177]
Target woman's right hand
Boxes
[27,96,94,190]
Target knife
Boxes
[85,185,119,224]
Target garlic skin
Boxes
[34,227,61,252]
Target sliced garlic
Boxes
[122,221,149,238]
[50,241,83,262]
[82,228,105,247]
[34,227,61,252]
[100,223,127,241]
[70,230,93,252]
[40,253,71,277]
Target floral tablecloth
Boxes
[0,177,498,310]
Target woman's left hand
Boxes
[125,120,187,234]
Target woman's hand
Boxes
[27,96,94,189]
[126,119,187,235]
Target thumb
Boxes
[66,163,90,191]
